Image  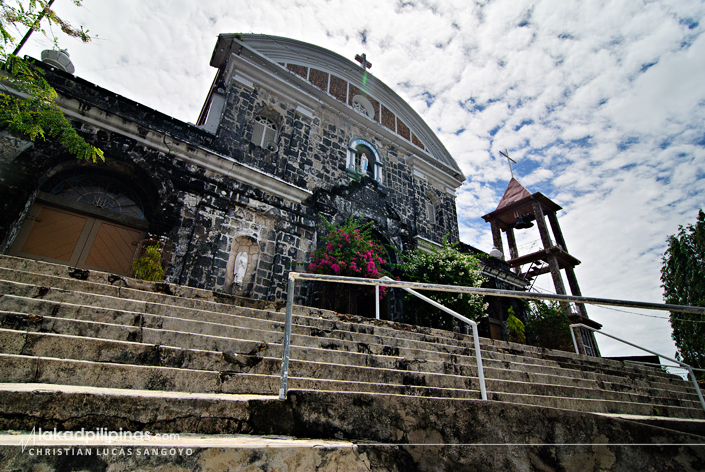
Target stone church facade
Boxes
[0,34,526,326]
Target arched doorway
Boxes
[9,170,150,276]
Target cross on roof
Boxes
[500,149,516,179]
[355,53,372,70]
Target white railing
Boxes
[278,271,705,413]
[570,323,705,414]
[278,272,488,401]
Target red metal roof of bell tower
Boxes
[496,178,532,210]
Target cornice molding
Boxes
[48,92,313,204]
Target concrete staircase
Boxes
[1,254,704,470]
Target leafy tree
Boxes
[401,238,486,331]
[525,300,573,352]
[1,0,103,161]
[661,209,705,378]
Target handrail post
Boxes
[470,322,487,401]
[686,367,705,414]
[375,285,380,320]
[279,273,296,400]
[569,325,580,354]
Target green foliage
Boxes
[507,306,526,344]
[401,237,487,331]
[525,300,573,351]
[131,245,165,282]
[661,209,705,378]
[0,1,103,162]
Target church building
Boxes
[0,34,527,330]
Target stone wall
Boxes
[213,81,457,249]
[0,63,492,314]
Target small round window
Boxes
[352,95,374,119]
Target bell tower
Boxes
[482,177,602,356]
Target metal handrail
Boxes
[278,272,489,401]
[570,323,705,414]
[277,271,705,412]
[379,276,487,401]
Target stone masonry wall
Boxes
[213,82,458,252]
[0,64,464,307]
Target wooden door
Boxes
[80,221,143,274]
[10,203,145,276]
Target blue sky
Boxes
[16,0,705,363]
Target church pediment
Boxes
[210,34,465,185]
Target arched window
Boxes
[346,138,384,185]
[426,190,441,225]
[45,173,147,220]
[351,94,374,119]
[251,106,282,149]
[251,115,278,148]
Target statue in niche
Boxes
[360,155,368,174]
[234,251,248,286]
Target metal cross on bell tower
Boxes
[500,149,515,179]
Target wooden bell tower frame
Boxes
[482,178,601,356]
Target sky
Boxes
[14,0,705,364]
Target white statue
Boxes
[234,251,248,285]
[360,155,368,174]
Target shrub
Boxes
[401,238,487,331]
[304,216,390,314]
[525,300,573,351]
[507,306,526,343]
[131,245,165,281]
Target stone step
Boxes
[0,296,693,397]
[490,390,705,419]
[3,348,701,422]
[595,413,705,438]
[1,255,700,419]
[3,326,697,409]
[0,267,685,387]
[0,260,492,348]
[0,292,567,371]
[0,285,686,392]
[0,320,696,401]
[0,382,277,434]
[2,333,701,415]
[0,352,483,399]
[0,258,598,364]
[0,273,497,355]
[0,260,685,384]
[3,307,692,404]
[1,383,703,471]
[0,296,687,398]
